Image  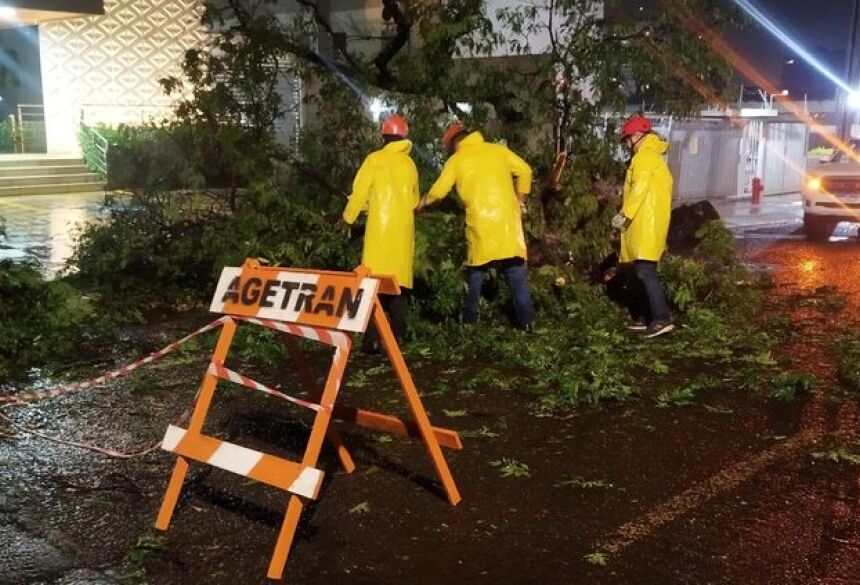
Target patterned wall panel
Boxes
[39,0,206,153]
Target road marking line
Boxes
[596,429,819,556]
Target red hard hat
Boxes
[443,122,467,151]
[381,114,408,137]
[620,115,652,139]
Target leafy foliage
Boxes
[836,333,860,395]
[655,376,721,408]
[584,551,609,566]
[124,533,166,565]
[99,123,262,192]
[72,0,745,305]
[51,0,776,412]
[811,447,860,466]
[555,476,614,489]
[0,118,15,153]
[0,259,97,380]
[768,372,816,402]
[489,457,531,478]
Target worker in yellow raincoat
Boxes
[343,114,418,352]
[419,123,535,330]
[613,115,674,338]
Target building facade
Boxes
[0,0,206,153]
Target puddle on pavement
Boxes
[0,193,107,277]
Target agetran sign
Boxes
[210,264,380,333]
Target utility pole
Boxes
[840,0,860,139]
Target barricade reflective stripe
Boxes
[235,316,350,351]
[155,263,461,582]
[0,317,231,404]
[161,425,324,500]
[207,363,327,413]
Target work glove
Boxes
[611,213,630,231]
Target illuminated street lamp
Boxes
[368,97,384,122]
[847,90,860,109]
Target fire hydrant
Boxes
[751,177,763,205]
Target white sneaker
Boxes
[645,322,675,338]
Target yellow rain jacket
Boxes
[426,132,532,267]
[343,139,419,288]
[620,134,673,263]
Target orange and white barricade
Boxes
[154,259,462,580]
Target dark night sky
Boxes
[727,0,855,98]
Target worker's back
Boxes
[427,132,532,266]
[343,140,419,287]
[620,133,673,263]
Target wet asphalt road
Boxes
[0,215,859,584]
[608,229,860,585]
[741,233,860,306]
[0,193,105,277]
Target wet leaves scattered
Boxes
[442,409,467,418]
[554,476,614,490]
[460,426,500,439]
[655,377,721,408]
[349,501,371,515]
[489,458,530,478]
[768,372,816,402]
[584,551,609,566]
[811,448,860,466]
[124,533,166,565]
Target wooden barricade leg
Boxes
[283,335,355,474]
[155,317,238,531]
[373,299,462,506]
[267,338,352,580]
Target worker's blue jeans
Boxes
[463,258,534,329]
[633,260,671,324]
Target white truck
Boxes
[803,141,860,240]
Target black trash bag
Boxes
[667,200,721,254]
[597,252,649,323]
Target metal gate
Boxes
[760,122,808,195]
[663,117,808,201]
[15,104,46,154]
[664,119,744,202]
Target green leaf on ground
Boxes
[124,533,166,564]
[442,409,468,418]
[460,426,500,439]
[812,448,860,465]
[555,476,614,490]
[648,360,669,375]
[768,372,816,402]
[584,551,609,566]
[489,457,530,478]
[656,377,721,408]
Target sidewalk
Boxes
[0,192,105,276]
[713,193,803,232]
